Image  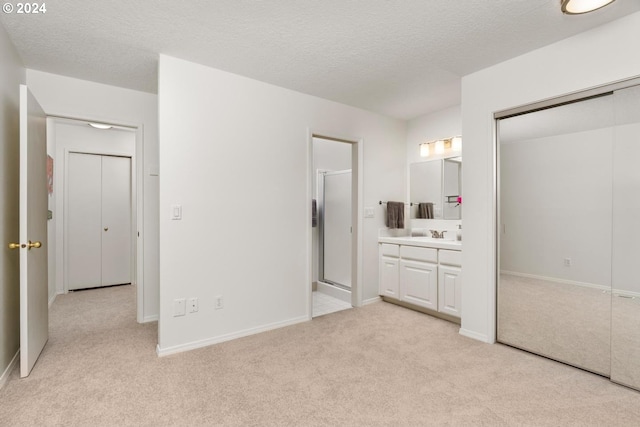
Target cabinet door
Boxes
[379,255,399,298]
[400,259,438,310]
[438,265,462,318]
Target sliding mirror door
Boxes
[611,84,640,390]
[497,94,615,376]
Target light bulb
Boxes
[451,136,462,151]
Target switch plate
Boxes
[364,207,375,218]
[188,297,198,313]
[173,298,186,316]
[171,204,182,220]
[214,296,224,310]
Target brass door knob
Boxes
[8,242,24,249]
[27,241,42,250]
[104,227,109,231]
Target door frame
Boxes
[307,131,364,317]
[49,116,145,323]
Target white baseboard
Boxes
[156,315,309,357]
[459,328,492,343]
[0,350,19,390]
[143,314,158,323]
[500,270,609,292]
[48,292,60,308]
[362,296,382,306]
[317,281,351,303]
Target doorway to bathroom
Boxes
[312,136,354,317]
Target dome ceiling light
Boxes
[561,0,616,15]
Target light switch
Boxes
[364,207,375,218]
[173,298,186,317]
[171,204,182,220]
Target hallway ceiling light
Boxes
[88,122,112,130]
[561,0,616,14]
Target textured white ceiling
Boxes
[2,0,639,119]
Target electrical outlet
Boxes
[564,258,572,267]
[173,298,186,317]
[214,296,224,310]
[188,297,198,313]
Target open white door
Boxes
[19,85,48,377]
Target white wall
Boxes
[406,105,462,232]
[0,23,25,386]
[25,70,160,321]
[500,128,613,286]
[312,137,352,283]
[461,11,640,343]
[49,120,135,298]
[158,55,406,354]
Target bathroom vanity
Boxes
[378,236,462,322]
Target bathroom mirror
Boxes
[409,157,462,219]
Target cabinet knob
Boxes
[104,227,109,232]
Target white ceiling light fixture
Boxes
[88,122,113,130]
[561,0,616,14]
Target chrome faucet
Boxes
[429,230,446,239]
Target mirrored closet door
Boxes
[497,82,640,391]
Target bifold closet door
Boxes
[67,153,131,290]
[101,156,131,286]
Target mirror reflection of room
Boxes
[409,156,462,220]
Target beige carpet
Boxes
[1,285,640,426]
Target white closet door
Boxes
[67,153,131,290]
[101,156,131,286]
[323,170,352,288]
[67,153,102,289]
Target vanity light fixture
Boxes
[88,122,112,130]
[451,136,462,151]
[420,143,430,157]
[561,0,615,14]
[419,136,462,157]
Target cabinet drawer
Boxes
[439,249,462,267]
[380,243,400,258]
[400,245,437,263]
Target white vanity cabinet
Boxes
[437,250,462,317]
[378,238,462,320]
[399,246,438,310]
[379,244,400,299]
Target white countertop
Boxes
[378,236,462,251]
